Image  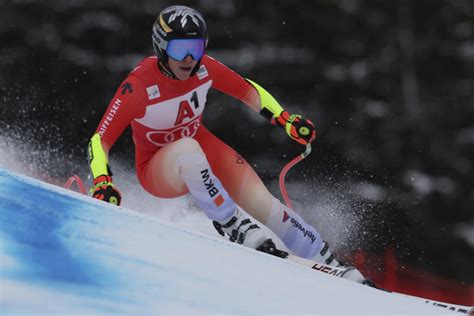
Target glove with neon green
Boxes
[88,133,122,206]
[246,79,316,145]
[274,111,316,145]
[91,175,122,205]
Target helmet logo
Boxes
[159,14,172,33]
[164,6,204,28]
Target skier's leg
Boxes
[138,137,193,198]
[139,137,234,221]
[266,198,368,282]
[139,137,276,252]
[197,126,351,263]
[195,126,274,224]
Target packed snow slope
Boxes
[0,168,457,315]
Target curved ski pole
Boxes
[64,175,87,195]
[279,143,312,209]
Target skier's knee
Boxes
[173,137,204,156]
[173,138,208,170]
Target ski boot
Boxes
[313,241,375,286]
[213,208,288,258]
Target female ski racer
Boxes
[88,5,367,283]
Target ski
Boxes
[391,292,474,315]
[284,253,473,315]
[285,253,359,279]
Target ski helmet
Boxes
[152,5,208,65]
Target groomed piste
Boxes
[0,167,463,315]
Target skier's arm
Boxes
[245,79,316,145]
[207,56,316,145]
[88,76,144,205]
[88,133,121,205]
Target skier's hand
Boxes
[274,111,316,145]
[91,175,122,206]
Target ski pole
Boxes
[279,143,312,209]
[64,175,87,195]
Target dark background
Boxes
[1,0,473,285]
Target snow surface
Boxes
[0,130,376,255]
[0,168,460,315]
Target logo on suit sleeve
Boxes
[146,85,161,100]
[121,82,133,95]
[197,65,208,80]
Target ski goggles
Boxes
[166,38,206,61]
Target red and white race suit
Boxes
[95,55,261,199]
